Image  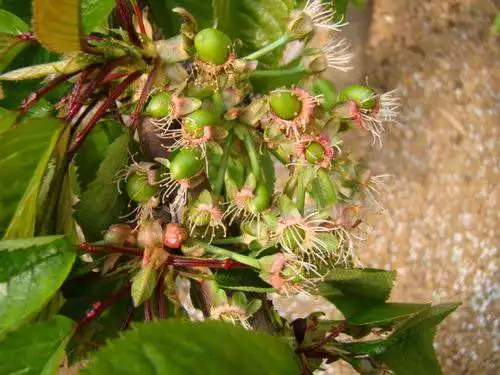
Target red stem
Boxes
[144,300,153,321]
[76,282,131,329]
[295,322,347,353]
[168,257,249,270]
[115,0,142,47]
[156,269,167,319]
[67,69,93,112]
[102,72,130,84]
[65,58,126,122]
[129,56,161,129]
[18,71,80,118]
[133,2,148,36]
[121,305,135,330]
[79,242,143,256]
[77,243,249,270]
[19,32,36,42]
[66,71,141,157]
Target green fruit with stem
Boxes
[305,141,324,163]
[144,91,172,118]
[312,78,337,111]
[170,148,203,180]
[184,109,217,137]
[339,85,377,110]
[126,172,159,203]
[269,91,302,120]
[194,28,232,65]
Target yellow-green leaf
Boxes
[0,117,64,239]
[33,0,83,53]
[0,54,99,81]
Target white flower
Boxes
[321,38,353,72]
[303,0,347,31]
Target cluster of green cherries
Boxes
[121,26,383,268]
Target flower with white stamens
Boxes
[187,190,227,241]
[321,38,354,72]
[303,0,347,31]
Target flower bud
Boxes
[104,224,136,246]
[302,50,327,74]
[137,220,163,249]
[286,10,314,40]
[163,223,187,248]
[155,35,191,64]
[239,98,269,126]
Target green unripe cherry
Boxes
[144,91,172,118]
[249,184,271,213]
[305,142,325,163]
[170,148,203,180]
[183,109,217,137]
[194,28,232,65]
[269,91,302,120]
[339,85,377,110]
[312,78,337,111]
[126,172,159,203]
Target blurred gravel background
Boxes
[325,0,499,373]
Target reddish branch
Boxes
[129,56,161,129]
[78,242,249,270]
[144,300,153,321]
[66,70,142,157]
[156,268,167,319]
[64,58,127,122]
[79,242,144,256]
[295,322,347,354]
[132,2,148,36]
[19,71,80,117]
[115,0,142,47]
[76,282,131,329]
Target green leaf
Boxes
[0,315,74,375]
[348,302,430,326]
[320,268,396,319]
[0,54,98,81]
[0,107,17,134]
[131,265,158,307]
[81,0,115,33]
[54,166,79,243]
[344,303,460,374]
[0,0,32,23]
[215,268,275,293]
[377,303,459,375]
[33,0,82,53]
[85,320,300,374]
[0,9,29,34]
[0,10,30,72]
[333,0,349,21]
[214,0,295,64]
[75,133,131,241]
[149,0,214,37]
[0,117,64,238]
[75,120,123,191]
[0,236,76,334]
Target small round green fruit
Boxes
[269,91,302,120]
[194,28,232,65]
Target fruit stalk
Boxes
[129,57,161,129]
[243,35,290,60]
[66,71,142,157]
[192,241,261,269]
